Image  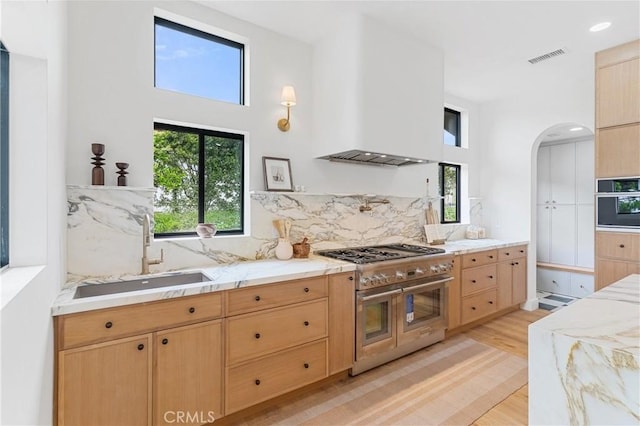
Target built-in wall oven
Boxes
[596,177,640,229]
[316,244,453,375]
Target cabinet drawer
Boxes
[462,250,498,269]
[498,245,527,261]
[461,290,497,325]
[226,276,328,316]
[536,268,571,296]
[461,264,497,296]
[226,339,328,414]
[596,232,640,262]
[570,273,594,298]
[59,292,223,350]
[226,299,328,365]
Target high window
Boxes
[439,163,460,224]
[153,123,244,237]
[0,42,9,268]
[154,17,244,104]
[444,107,461,147]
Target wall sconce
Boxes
[277,85,296,132]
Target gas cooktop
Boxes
[315,244,446,264]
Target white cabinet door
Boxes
[575,140,595,204]
[537,268,571,295]
[536,205,551,263]
[576,204,594,268]
[537,146,551,205]
[570,272,594,298]
[550,143,576,204]
[550,205,576,265]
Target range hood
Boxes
[312,15,444,167]
[318,150,433,167]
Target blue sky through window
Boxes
[155,22,242,104]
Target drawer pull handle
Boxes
[255,295,261,301]
[514,262,519,265]
[304,363,310,369]
[619,244,625,248]
[162,338,168,345]
[489,255,494,259]
[505,252,510,256]
[348,276,354,281]
[304,287,309,293]
[471,258,476,262]
[489,275,494,279]
[471,306,476,310]
[255,333,261,339]
[471,280,477,283]
[488,301,494,305]
[137,344,144,351]
[304,321,310,327]
[189,307,195,314]
[255,379,261,386]
[520,250,524,253]
[552,280,557,284]
[105,321,113,329]
[511,262,515,266]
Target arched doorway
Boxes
[530,123,595,310]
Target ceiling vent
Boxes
[528,48,566,64]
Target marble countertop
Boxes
[528,274,640,425]
[52,238,528,316]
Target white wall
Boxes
[0,1,67,424]
[478,54,594,308]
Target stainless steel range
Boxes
[316,244,454,375]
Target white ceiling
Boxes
[200,0,640,103]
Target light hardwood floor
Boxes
[468,308,549,426]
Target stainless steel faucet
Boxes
[141,214,164,274]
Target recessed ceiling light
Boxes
[569,127,583,132]
[590,22,611,32]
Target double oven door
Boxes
[355,276,451,361]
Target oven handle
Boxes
[402,276,453,292]
[359,289,402,301]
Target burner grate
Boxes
[316,244,445,264]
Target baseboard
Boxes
[521,297,539,311]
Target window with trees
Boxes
[153,123,244,237]
[439,163,460,224]
[444,107,461,147]
[1,42,9,268]
[154,16,244,104]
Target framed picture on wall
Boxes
[263,157,294,192]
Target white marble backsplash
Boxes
[67,186,451,280]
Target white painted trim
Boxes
[521,297,539,311]
[0,265,46,310]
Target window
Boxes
[154,17,244,104]
[439,163,460,224]
[444,107,461,147]
[153,122,244,237]
[0,42,9,268]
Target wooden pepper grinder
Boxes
[91,143,105,185]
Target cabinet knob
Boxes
[489,275,494,279]
[162,338,168,345]
[520,249,524,253]
[188,307,195,314]
[488,301,494,305]
[304,363,310,369]
[137,344,144,351]
[472,258,477,262]
[255,333,261,339]
[505,252,510,256]
[304,287,309,293]
[514,262,519,265]
[255,379,261,386]
[471,306,476,310]
[511,262,515,266]
[255,295,261,301]
[105,321,113,329]
[489,255,494,259]
[304,321,310,327]
[348,276,354,281]
[471,280,477,283]
[552,280,557,284]
[619,244,625,248]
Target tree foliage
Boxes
[153,128,242,233]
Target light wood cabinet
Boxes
[596,124,640,178]
[58,334,152,426]
[595,231,640,290]
[328,272,355,374]
[497,246,527,309]
[596,55,640,129]
[457,245,527,327]
[447,256,462,330]
[154,321,223,425]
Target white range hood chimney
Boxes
[312,14,444,167]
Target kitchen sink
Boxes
[73,272,211,299]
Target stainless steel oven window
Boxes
[401,284,446,332]
[362,298,393,344]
